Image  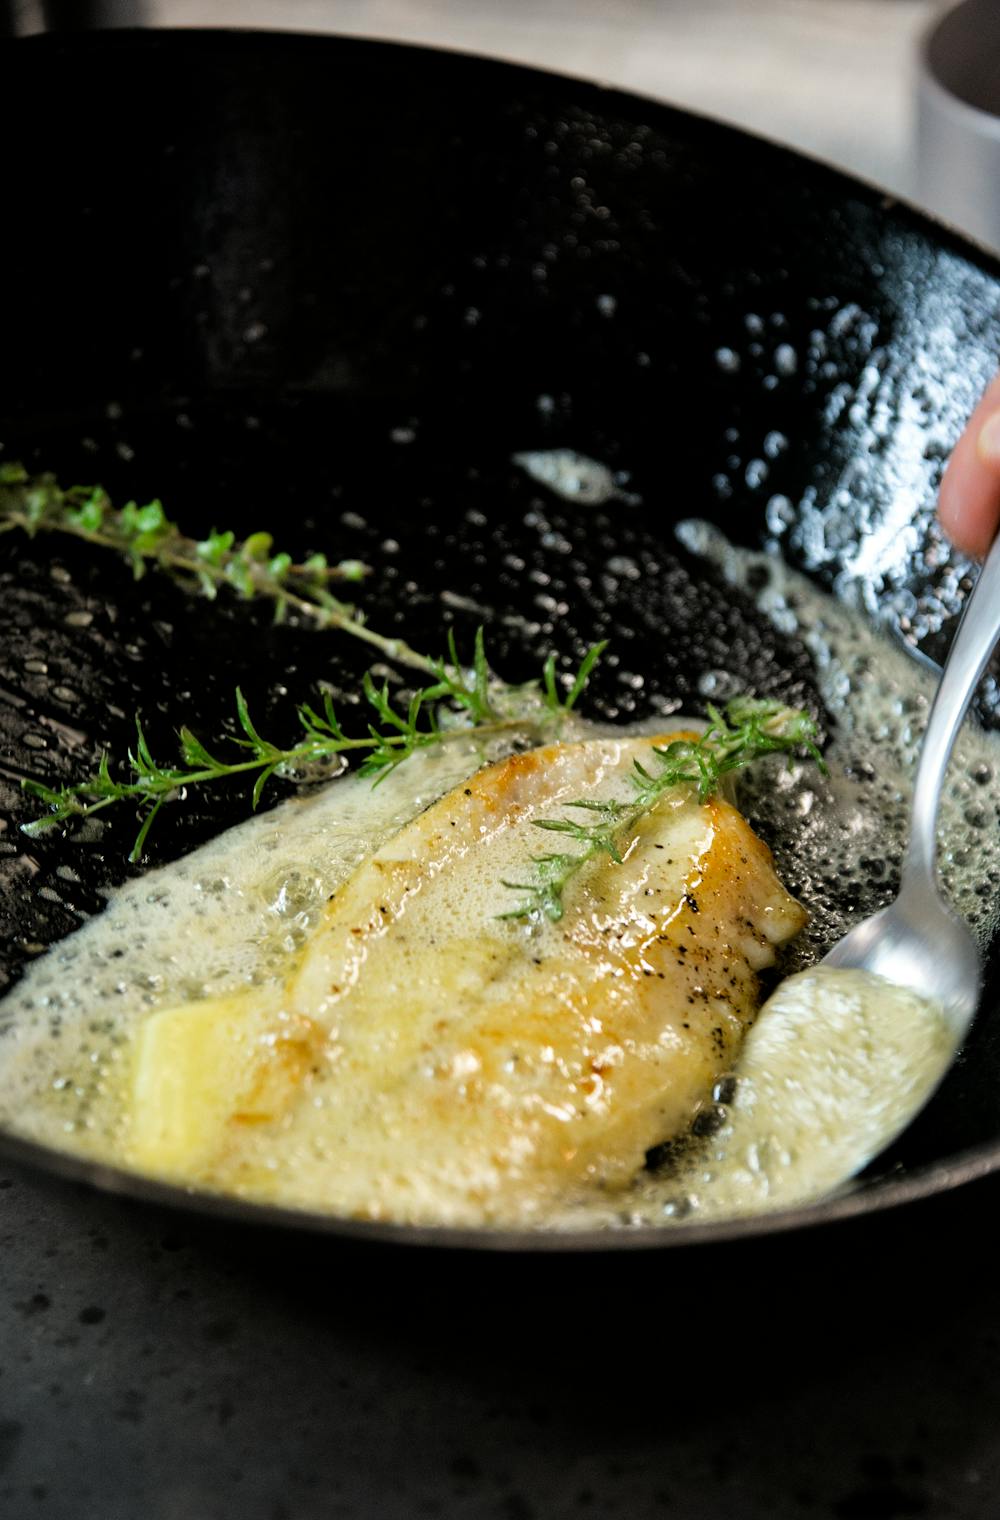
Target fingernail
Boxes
[978,411,1000,464]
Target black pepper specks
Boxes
[691,1104,727,1138]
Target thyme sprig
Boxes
[20,631,608,862]
[500,697,825,923]
[0,462,438,675]
[6,463,815,893]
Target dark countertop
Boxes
[3,1156,1000,1520]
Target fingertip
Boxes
[938,397,1000,559]
[978,410,1000,468]
[938,470,975,557]
[939,455,999,559]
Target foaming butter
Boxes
[0,714,810,1229]
[1,518,998,1231]
[670,967,956,1218]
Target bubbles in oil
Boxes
[3,520,999,1231]
[0,738,495,1163]
[676,517,1000,960]
[616,967,956,1228]
[512,449,619,505]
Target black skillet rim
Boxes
[2,24,1000,1251]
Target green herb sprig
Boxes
[19,631,608,862]
[500,697,825,923]
[4,463,818,889]
[0,462,440,676]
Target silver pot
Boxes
[917,0,1000,253]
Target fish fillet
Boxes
[129,735,806,1225]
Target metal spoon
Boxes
[822,533,1000,1039]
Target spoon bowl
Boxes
[822,884,981,1040]
[819,529,1000,1048]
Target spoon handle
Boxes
[906,531,1000,885]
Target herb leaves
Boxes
[0,462,438,675]
[500,699,825,923]
[19,635,609,862]
[5,465,823,881]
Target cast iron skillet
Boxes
[1,27,999,1251]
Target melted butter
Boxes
[648,967,954,1222]
[122,741,796,1228]
[2,518,1000,1232]
[0,734,528,1158]
[677,517,1000,964]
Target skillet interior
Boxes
[2,27,1000,1248]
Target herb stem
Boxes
[0,466,440,677]
[17,619,605,861]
